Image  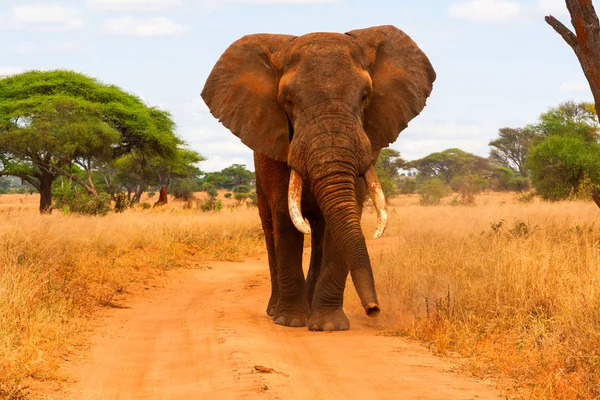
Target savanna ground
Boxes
[1,191,599,399]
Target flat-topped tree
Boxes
[0,70,179,213]
[545,0,600,122]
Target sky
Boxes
[0,0,593,172]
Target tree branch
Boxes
[545,15,580,52]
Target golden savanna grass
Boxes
[2,191,600,399]
[0,193,264,399]
[352,192,600,399]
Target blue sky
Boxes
[0,0,592,171]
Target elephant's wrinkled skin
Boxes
[202,25,435,331]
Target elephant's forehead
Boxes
[289,32,358,56]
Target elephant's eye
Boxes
[361,91,369,105]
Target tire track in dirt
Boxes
[66,256,499,400]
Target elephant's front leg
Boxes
[308,180,367,331]
[272,210,309,327]
[307,229,351,331]
[306,217,325,310]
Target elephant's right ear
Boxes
[201,34,295,162]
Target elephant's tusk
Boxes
[288,169,311,234]
[364,166,388,239]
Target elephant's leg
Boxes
[306,217,325,310]
[307,229,351,331]
[256,183,278,317]
[308,180,368,332]
[272,210,308,327]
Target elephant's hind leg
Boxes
[256,182,278,317]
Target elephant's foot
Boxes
[266,294,278,317]
[308,307,350,331]
[273,300,308,327]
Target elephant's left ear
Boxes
[346,25,436,151]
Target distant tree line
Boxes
[374,101,600,204]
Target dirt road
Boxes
[67,256,499,400]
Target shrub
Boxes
[526,135,600,200]
[507,176,529,192]
[233,184,252,193]
[398,179,417,194]
[113,193,132,213]
[418,178,449,206]
[169,179,195,201]
[139,202,151,209]
[224,192,232,199]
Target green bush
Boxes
[224,192,232,199]
[233,184,252,193]
[507,176,529,192]
[526,135,600,200]
[139,202,151,209]
[169,179,195,201]
[113,193,132,213]
[418,178,449,206]
[398,179,417,194]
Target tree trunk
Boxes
[155,186,168,205]
[39,171,54,214]
[134,186,145,203]
[545,1,600,120]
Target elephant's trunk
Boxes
[290,168,380,317]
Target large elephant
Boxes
[202,25,435,331]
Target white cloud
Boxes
[0,67,26,77]
[448,0,521,23]
[201,0,337,8]
[538,0,569,16]
[560,80,590,92]
[11,4,83,31]
[87,0,182,11]
[12,42,36,55]
[103,16,189,37]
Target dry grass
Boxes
[3,191,600,399]
[351,192,600,399]
[0,194,263,399]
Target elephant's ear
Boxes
[346,25,436,152]
[201,34,295,162]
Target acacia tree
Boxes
[0,70,179,213]
[545,1,600,122]
[489,127,536,177]
[408,148,490,184]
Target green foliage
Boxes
[224,192,232,199]
[534,101,598,143]
[112,193,132,213]
[199,184,222,212]
[507,176,529,192]
[398,178,417,194]
[418,178,449,206]
[409,148,491,185]
[200,164,254,190]
[0,69,183,212]
[234,192,250,204]
[374,148,405,199]
[139,202,151,209]
[451,174,488,204]
[489,127,536,177]
[233,184,252,193]
[525,135,600,200]
[169,179,195,201]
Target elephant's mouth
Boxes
[287,165,388,239]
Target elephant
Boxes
[201,25,435,331]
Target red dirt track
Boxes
[67,257,499,400]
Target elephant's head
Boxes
[202,25,435,317]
